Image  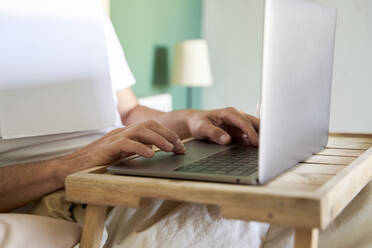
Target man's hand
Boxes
[186,107,260,146]
[0,120,185,212]
[71,120,185,168]
[117,89,259,146]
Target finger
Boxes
[220,108,259,146]
[120,144,153,158]
[132,127,177,153]
[143,120,185,154]
[197,120,232,145]
[117,138,155,158]
[241,113,260,132]
[241,137,251,146]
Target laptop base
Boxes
[108,140,259,185]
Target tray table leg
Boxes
[294,228,319,248]
[80,204,107,248]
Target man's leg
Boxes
[0,214,81,248]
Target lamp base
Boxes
[187,87,193,109]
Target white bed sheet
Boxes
[103,200,269,248]
[99,182,372,248]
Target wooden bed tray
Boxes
[66,133,372,248]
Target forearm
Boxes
[122,105,193,139]
[0,152,91,212]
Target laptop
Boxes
[108,0,337,185]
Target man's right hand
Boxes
[61,120,185,177]
[1,121,186,212]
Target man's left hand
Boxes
[186,107,260,146]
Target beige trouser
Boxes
[0,213,81,248]
[0,190,82,248]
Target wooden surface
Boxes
[65,133,372,247]
[294,228,319,248]
[80,205,107,248]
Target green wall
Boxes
[110,0,202,110]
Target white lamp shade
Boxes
[172,39,213,87]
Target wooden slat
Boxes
[316,148,364,157]
[294,163,344,175]
[326,142,370,150]
[294,228,319,248]
[270,170,333,186]
[221,203,320,228]
[65,175,151,208]
[266,163,343,190]
[305,155,355,165]
[329,138,372,144]
[329,133,372,141]
[318,147,372,228]
[329,133,372,138]
[80,205,107,248]
[328,136,372,144]
[265,181,320,191]
[264,163,342,190]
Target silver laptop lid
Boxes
[259,0,337,183]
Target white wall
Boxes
[202,0,264,115]
[202,0,372,133]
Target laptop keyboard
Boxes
[175,146,258,176]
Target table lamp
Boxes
[172,39,213,109]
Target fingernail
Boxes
[219,135,229,144]
[176,139,185,152]
[165,142,174,151]
[146,148,155,156]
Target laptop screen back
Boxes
[259,0,337,183]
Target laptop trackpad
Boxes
[110,140,234,172]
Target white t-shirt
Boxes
[0,15,135,167]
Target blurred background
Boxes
[108,0,372,133]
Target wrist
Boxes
[52,151,91,187]
[162,109,198,139]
